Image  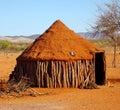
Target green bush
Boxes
[0,40,28,52]
[10,45,26,51]
[0,40,10,49]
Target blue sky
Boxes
[0,0,109,36]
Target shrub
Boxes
[0,40,10,50]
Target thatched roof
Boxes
[17,20,104,61]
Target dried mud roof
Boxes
[17,20,104,61]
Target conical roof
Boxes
[17,20,104,61]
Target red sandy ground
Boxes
[0,50,120,110]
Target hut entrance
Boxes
[95,52,105,85]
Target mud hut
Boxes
[9,20,106,88]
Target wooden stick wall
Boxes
[12,59,96,88]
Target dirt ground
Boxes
[0,50,120,110]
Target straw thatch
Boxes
[8,20,106,88]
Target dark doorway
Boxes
[95,52,106,85]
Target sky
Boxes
[0,0,109,36]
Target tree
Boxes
[92,0,120,68]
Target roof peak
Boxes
[54,19,62,23]
[46,19,70,32]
